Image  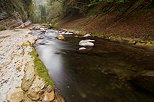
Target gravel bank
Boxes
[0,29,37,101]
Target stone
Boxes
[131,70,154,93]
[27,87,40,101]
[42,91,55,102]
[79,47,91,52]
[56,35,65,40]
[46,85,53,93]
[41,30,46,34]
[65,32,73,35]
[79,40,94,47]
[21,62,35,92]
[83,34,91,37]
[7,88,33,102]
[27,76,48,101]
[80,39,95,42]
[20,41,32,47]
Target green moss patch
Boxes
[29,47,54,87]
[0,26,6,31]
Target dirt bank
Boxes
[57,7,154,42]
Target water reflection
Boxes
[35,40,66,87]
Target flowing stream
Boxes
[32,29,154,102]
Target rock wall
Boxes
[0,0,33,28]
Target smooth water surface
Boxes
[32,29,154,102]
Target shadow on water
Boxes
[32,29,154,102]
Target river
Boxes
[32,29,154,102]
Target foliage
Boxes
[47,1,64,22]
[88,0,129,7]
[0,0,34,22]
[132,40,154,45]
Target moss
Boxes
[0,26,6,31]
[132,40,154,45]
[29,47,54,87]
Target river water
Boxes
[32,29,154,102]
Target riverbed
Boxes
[32,29,154,102]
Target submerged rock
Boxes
[41,30,46,34]
[79,47,92,52]
[79,47,87,52]
[131,70,154,93]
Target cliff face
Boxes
[0,0,33,29]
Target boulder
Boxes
[131,70,154,93]
[79,40,94,47]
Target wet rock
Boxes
[40,28,47,31]
[41,30,46,34]
[61,32,66,34]
[80,39,95,42]
[42,91,54,102]
[79,47,92,52]
[60,31,73,35]
[32,27,40,30]
[79,40,94,47]
[132,70,154,93]
[56,35,65,40]
[83,34,91,37]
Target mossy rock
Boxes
[131,70,154,93]
[29,48,54,87]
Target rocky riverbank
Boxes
[0,28,62,101]
[61,28,154,50]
